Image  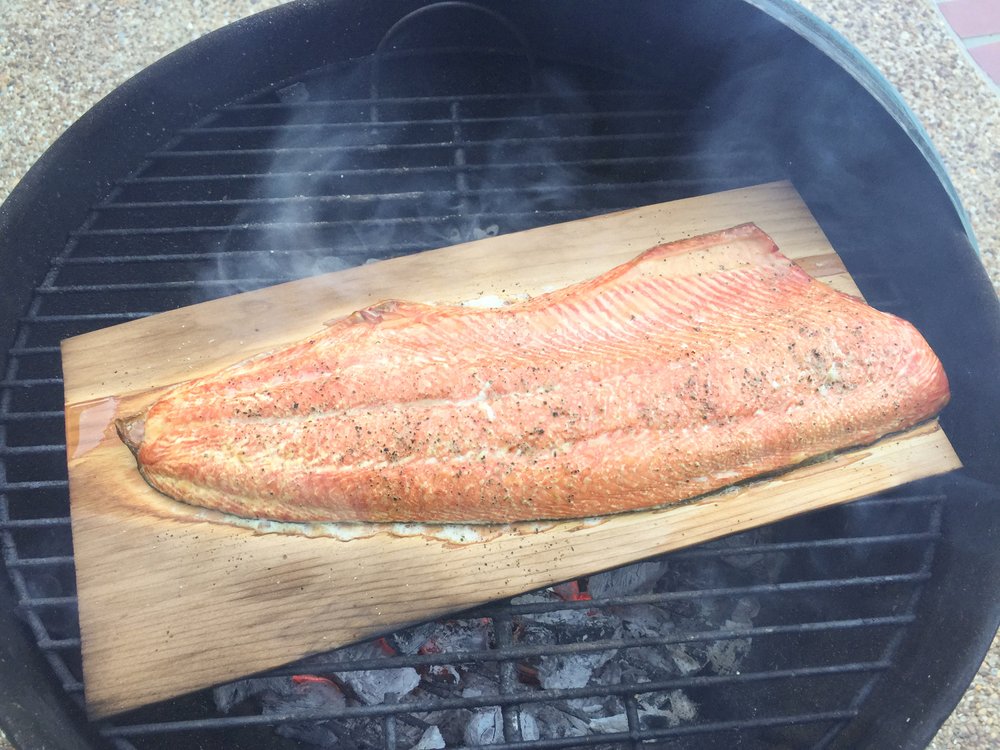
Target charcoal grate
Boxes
[0,35,948,750]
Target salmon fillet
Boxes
[117,224,950,524]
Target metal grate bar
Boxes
[21,313,150,323]
[181,108,687,133]
[493,611,523,743]
[95,179,708,211]
[118,157,751,184]
[38,637,82,650]
[100,664,882,737]
[813,498,947,750]
[0,517,71,529]
[38,280,295,294]
[18,596,77,608]
[7,345,61,355]
[10,601,82,693]
[149,131,691,158]
[623,693,642,750]
[668,531,941,558]
[56,245,429,265]
[69,209,604,237]
[504,573,930,616]
[0,480,68,491]
[0,410,65,422]
[849,493,944,507]
[0,444,65,456]
[270,616,914,676]
[0,378,63,388]
[223,89,675,109]
[6,555,75,568]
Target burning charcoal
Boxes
[337,665,420,705]
[639,689,698,727]
[516,597,599,627]
[588,712,631,734]
[213,676,290,713]
[261,678,345,715]
[551,580,590,601]
[416,618,492,655]
[705,637,752,675]
[618,603,674,636]
[524,703,591,739]
[391,621,441,655]
[665,644,706,675]
[412,725,446,749]
[727,596,761,626]
[333,641,420,704]
[627,644,677,674]
[460,669,502,699]
[413,708,465,747]
[588,561,667,598]
[516,709,540,741]
[510,590,549,605]
[537,650,616,690]
[464,706,503,745]
[563,695,617,718]
[275,722,342,747]
[425,664,461,684]
[589,690,697,734]
[593,658,622,686]
[214,676,349,748]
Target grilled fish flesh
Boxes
[117,224,950,523]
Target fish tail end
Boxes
[115,414,146,456]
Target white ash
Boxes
[666,644,706,675]
[589,690,698,734]
[213,674,344,716]
[588,561,667,598]
[617,602,676,637]
[464,706,503,746]
[333,641,421,705]
[538,650,617,690]
[390,621,442,655]
[517,709,541,741]
[416,618,492,654]
[412,725,446,749]
[610,644,685,681]
[264,680,346,715]
[706,637,752,675]
[522,702,592,739]
[275,721,341,748]
[214,675,289,713]
[462,706,542,746]
[458,669,503,699]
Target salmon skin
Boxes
[117,224,950,524]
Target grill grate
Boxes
[0,42,948,750]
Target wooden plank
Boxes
[62,182,960,717]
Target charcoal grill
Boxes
[1,1,998,748]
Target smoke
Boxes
[199,62,599,301]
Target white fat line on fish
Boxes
[476,385,496,422]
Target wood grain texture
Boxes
[62,182,961,717]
